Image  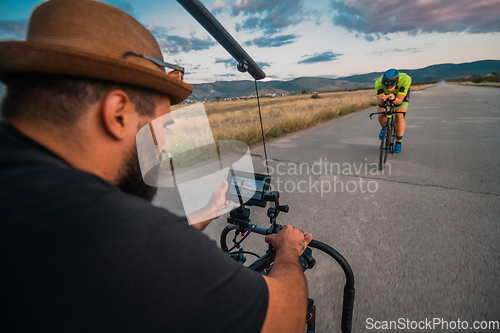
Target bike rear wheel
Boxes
[379,125,389,170]
[389,119,396,154]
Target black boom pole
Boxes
[176,0,266,80]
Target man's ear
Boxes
[101,90,139,140]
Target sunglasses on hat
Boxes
[122,52,184,81]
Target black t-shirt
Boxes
[0,122,268,332]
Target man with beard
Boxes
[0,1,312,332]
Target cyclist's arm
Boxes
[392,93,405,106]
[260,226,313,333]
[375,81,386,107]
[377,94,388,107]
[392,75,411,106]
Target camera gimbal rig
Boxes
[221,192,354,333]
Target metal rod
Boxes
[177,0,266,80]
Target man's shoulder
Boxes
[374,75,383,87]
[0,122,184,228]
[1,160,184,231]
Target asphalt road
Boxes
[201,82,500,332]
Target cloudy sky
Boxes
[1,0,499,83]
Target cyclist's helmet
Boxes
[382,69,399,89]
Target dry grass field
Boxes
[172,84,435,147]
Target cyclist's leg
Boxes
[395,90,410,143]
[395,107,407,143]
[377,107,387,140]
[377,107,387,127]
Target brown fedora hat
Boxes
[0,0,193,105]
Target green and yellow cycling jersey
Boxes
[375,72,412,97]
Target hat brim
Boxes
[0,41,193,105]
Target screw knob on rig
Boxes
[237,59,249,73]
[278,205,289,213]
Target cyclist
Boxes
[0,1,312,332]
[375,69,412,153]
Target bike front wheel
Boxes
[379,125,389,170]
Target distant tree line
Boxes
[447,73,500,84]
[412,80,438,85]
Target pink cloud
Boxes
[147,21,156,31]
[331,0,500,34]
[211,0,225,13]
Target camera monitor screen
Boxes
[226,170,271,207]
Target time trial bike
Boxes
[370,100,406,170]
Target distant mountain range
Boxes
[187,59,500,102]
[0,60,498,104]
